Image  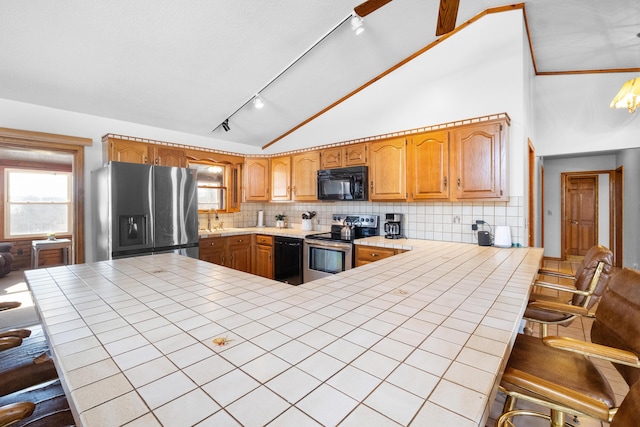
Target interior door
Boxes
[564,175,597,258]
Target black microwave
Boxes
[317,166,368,201]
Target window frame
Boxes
[4,167,73,239]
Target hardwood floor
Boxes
[486,259,627,427]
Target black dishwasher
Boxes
[274,236,303,285]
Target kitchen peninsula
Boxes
[25,239,543,427]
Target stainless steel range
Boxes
[303,214,379,282]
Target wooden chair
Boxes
[499,267,640,427]
[497,377,640,427]
[523,245,613,336]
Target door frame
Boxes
[560,170,614,261]
[528,139,535,247]
[613,166,624,267]
[0,127,92,264]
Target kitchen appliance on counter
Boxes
[493,226,512,248]
[92,162,199,260]
[317,166,368,201]
[384,213,404,239]
[274,236,303,285]
[303,213,378,282]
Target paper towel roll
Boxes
[257,210,264,227]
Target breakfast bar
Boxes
[24,240,543,426]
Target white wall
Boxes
[534,73,640,157]
[617,148,640,268]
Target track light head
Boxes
[221,119,230,132]
[253,95,264,109]
[350,14,364,35]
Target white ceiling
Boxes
[1,0,639,151]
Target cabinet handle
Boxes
[444,176,447,189]
[292,186,296,195]
[457,177,461,190]
[237,239,243,243]
[222,256,225,264]
[210,242,215,246]
[370,182,373,191]
[371,253,379,257]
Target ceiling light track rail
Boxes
[213,13,352,133]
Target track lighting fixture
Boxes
[213,13,356,134]
[350,14,365,35]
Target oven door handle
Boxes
[305,240,352,251]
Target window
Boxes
[189,162,227,212]
[4,168,72,238]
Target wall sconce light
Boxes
[610,77,640,113]
[350,14,365,35]
[253,95,264,109]
[221,119,230,132]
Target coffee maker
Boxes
[384,213,403,239]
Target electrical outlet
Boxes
[471,224,478,231]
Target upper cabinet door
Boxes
[108,139,150,164]
[451,121,507,200]
[320,147,342,169]
[292,152,319,201]
[153,146,186,167]
[270,155,291,201]
[344,143,367,166]
[409,131,449,200]
[244,157,270,202]
[369,137,407,201]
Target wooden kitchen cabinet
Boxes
[107,139,150,164]
[254,234,274,279]
[344,143,368,166]
[292,151,319,201]
[153,146,186,167]
[199,236,226,266]
[199,234,252,273]
[369,137,407,201]
[355,245,404,267]
[271,155,291,201]
[244,157,270,202]
[450,120,507,200]
[320,143,367,169]
[227,234,252,273]
[408,130,450,201]
[104,137,186,167]
[227,163,242,212]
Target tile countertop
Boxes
[24,241,543,427]
[198,227,317,239]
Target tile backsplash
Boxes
[198,197,526,246]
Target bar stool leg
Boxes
[550,409,565,427]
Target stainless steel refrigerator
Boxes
[92,162,199,260]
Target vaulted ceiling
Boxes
[1,1,639,150]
